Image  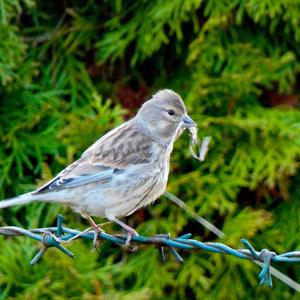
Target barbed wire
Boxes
[163,192,300,291]
[0,214,299,288]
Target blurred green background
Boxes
[0,0,300,299]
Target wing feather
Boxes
[35,119,153,193]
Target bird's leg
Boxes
[87,215,105,249]
[82,212,105,249]
[106,214,138,246]
[63,221,111,244]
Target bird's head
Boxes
[136,89,196,147]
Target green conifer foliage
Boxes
[0,1,299,299]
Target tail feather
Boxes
[0,193,37,209]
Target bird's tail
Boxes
[0,193,39,209]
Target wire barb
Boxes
[30,215,74,265]
[1,215,299,288]
[241,239,277,287]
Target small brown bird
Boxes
[0,89,196,244]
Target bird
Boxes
[0,89,196,245]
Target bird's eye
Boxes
[167,110,175,116]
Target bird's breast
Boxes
[143,155,170,204]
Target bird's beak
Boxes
[182,115,197,128]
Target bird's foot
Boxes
[105,214,139,249]
[82,213,106,250]
[125,227,139,250]
[91,224,105,250]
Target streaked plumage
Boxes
[0,89,196,241]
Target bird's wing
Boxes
[35,120,153,193]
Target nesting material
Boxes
[188,126,211,162]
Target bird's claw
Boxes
[92,225,105,250]
[125,228,139,247]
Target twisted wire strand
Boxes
[0,214,299,288]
